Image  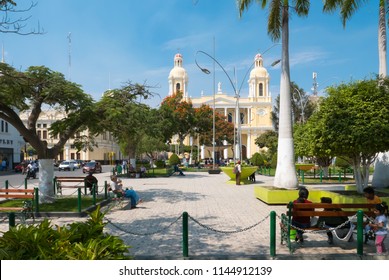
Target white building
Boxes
[19,110,122,164]
[0,118,24,170]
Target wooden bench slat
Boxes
[0,194,34,199]
[0,189,35,193]
[290,211,374,217]
[291,203,375,209]
[0,207,24,211]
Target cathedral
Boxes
[167,53,274,161]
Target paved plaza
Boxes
[0,170,388,260]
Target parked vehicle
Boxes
[58,160,75,171]
[72,160,84,169]
[14,163,24,173]
[82,161,102,173]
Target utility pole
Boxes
[312,72,318,96]
[67,32,72,81]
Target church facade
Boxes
[168,53,274,161]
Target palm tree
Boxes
[237,0,310,189]
[323,0,389,188]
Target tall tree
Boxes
[95,82,153,165]
[0,63,96,202]
[159,92,196,155]
[323,0,389,188]
[238,0,310,189]
[309,78,389,193]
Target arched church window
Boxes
[176,83,181,92]
[258,83,263,96]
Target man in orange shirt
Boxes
[363,187,382,204]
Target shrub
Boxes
[250,152,264,167]
[155,160,166,168]
[169,153,180,166]
[270,153,277,168]
[0,206,131,260]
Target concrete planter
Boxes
[220,166,257,183]
[208,169,221,174]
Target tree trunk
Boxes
[372,1,389,188]
[352,156,371,194]
[274,6,298,189]
[38,159,55,203]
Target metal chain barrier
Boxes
[6,182,25,189]
[188,213,271,234]
[104,213,183,236]
[276,212,360,234]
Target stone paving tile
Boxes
[1,171,388,260]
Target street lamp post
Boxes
[195,46,281,164]
[195,51,241,164]
[293,88,309,124]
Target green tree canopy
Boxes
[95,82,153,159]
[306,77,389,192]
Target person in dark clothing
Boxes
[292,187,312,243]
[85,172,98,194]
[315,197,353,244]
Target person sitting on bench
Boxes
[315,197,354,244]
[292,187,312,243]
[85,172,98,194]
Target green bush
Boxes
[0,206,131,260]
[270,153,277,169]
[169,153,180,166]
[250,152,264,167]
[155,160,166,168]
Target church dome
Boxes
[249,54,268,79]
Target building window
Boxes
[43,124,47,128]
[240,113,245,124]
[258,84,263,96]
[1,120,3,132]
[37,124,41,128]
[43,130,47,139]
[228,112,233,123]
[176,83,181,92]
[37,130,41,139]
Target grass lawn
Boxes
[0,196,106,212]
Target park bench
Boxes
[0,188,35,221]
[280,202,375,252]
[127,170,145,178]
[55,176,96,195]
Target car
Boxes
[72,159,84,169]
[82,161,102,173]
[14,163,24,172]
[58,160,75,171]
[70,160,80,169]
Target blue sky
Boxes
[2,0,380,107]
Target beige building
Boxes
[19,110,121,163]
[168,53,274,161]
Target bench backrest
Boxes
[0,188,35,199]
[55,177,85,182]
[287,202,375,217]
